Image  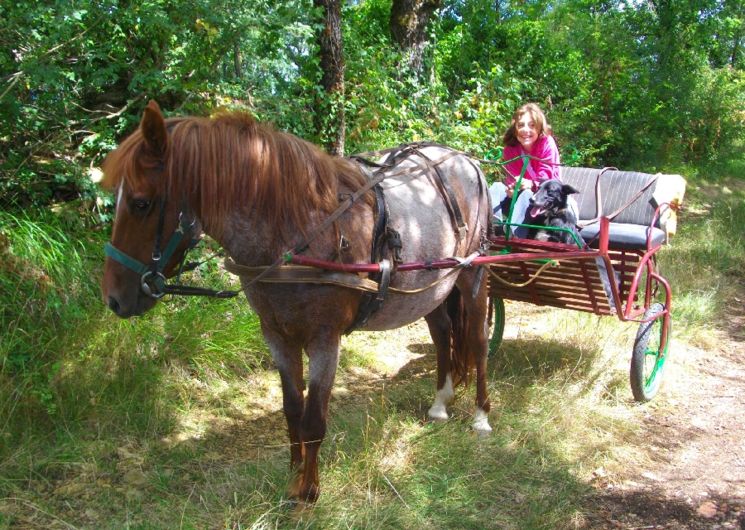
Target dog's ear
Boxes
[562,184,580,195]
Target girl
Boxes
[490,103,561,237]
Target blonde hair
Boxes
[502,103,553,146]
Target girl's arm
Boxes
[530,135,561,185]
[502,145,523,185]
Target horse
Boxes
[101,100,493,502]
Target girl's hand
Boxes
[505,184,515,198]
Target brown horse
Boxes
[101,100,492,502]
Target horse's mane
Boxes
[102,111,370,239]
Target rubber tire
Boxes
[488,297,505,357]
[630,302,669,402]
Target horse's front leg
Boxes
[294,326,340,502]
[262,329,305,471]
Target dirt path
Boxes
[335,294,745,529]
[586,300,745,529]
[342,296,745,528]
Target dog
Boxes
[525,180,581,245]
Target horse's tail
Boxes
[447,286,476,386]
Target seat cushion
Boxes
[580,223,666,250]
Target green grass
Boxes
[657,174,745,344]
[1,168,743,528]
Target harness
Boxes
[104,198,237,299]
[104,143,486,328]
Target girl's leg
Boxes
[510,190,534,238]
[488,182,507,222]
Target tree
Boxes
[390,0,443,73]
[314,0,346,155]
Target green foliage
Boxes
[660,179,745,334]
[2,0,742,207]
[0,3,743,526]
[0,0,320,209]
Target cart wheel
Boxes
[488,297,505,356]
[630,302,670,402]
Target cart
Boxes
[158,147,686,403]
[485,163,686,402]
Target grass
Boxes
[1,168,743,528]
[658,173,745,345]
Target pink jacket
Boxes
[502,135,561,191]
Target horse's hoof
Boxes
[287,483,320,504]
[427,404,449,422]
[285,497,311,514]
[472,409,492,434]
[473,421,493,437]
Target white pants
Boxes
[489,182,533,238]
[488,181,580,239]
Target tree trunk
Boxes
[389,0,442,73]
[314,0,345,156]
[233,41,242,79]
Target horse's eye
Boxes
[132,199,151,212]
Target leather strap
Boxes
[412,146,468,241]
[224,259,382,292]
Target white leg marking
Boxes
[427,374,454,421]
[472,408,492,433]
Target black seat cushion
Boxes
[580,223,665,250]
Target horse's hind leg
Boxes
[457,268,492,434]
[424,304,455,421]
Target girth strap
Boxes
[345,178,395,333]
[342,143,471,332]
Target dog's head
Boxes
[529,180,579,218]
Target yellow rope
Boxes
[486,259,560,288]
[224,258,466,295]
[387,266,462,294]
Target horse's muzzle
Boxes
[103,288,155,318]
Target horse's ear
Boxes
[141,100,167,156]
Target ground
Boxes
[582,295,745,530]
[347,294,745,529]
[5,275,744,529]
[214,296,745,529]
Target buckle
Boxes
[141,271,167,299]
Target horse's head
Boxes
[101,100,199,317]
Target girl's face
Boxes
[515,112,540,151]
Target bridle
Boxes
[104,196,238,299]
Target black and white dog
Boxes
[525,180,582,245]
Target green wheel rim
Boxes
[631,302,670,402]
[643,332,668,393]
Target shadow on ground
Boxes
[585,490,745,529]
